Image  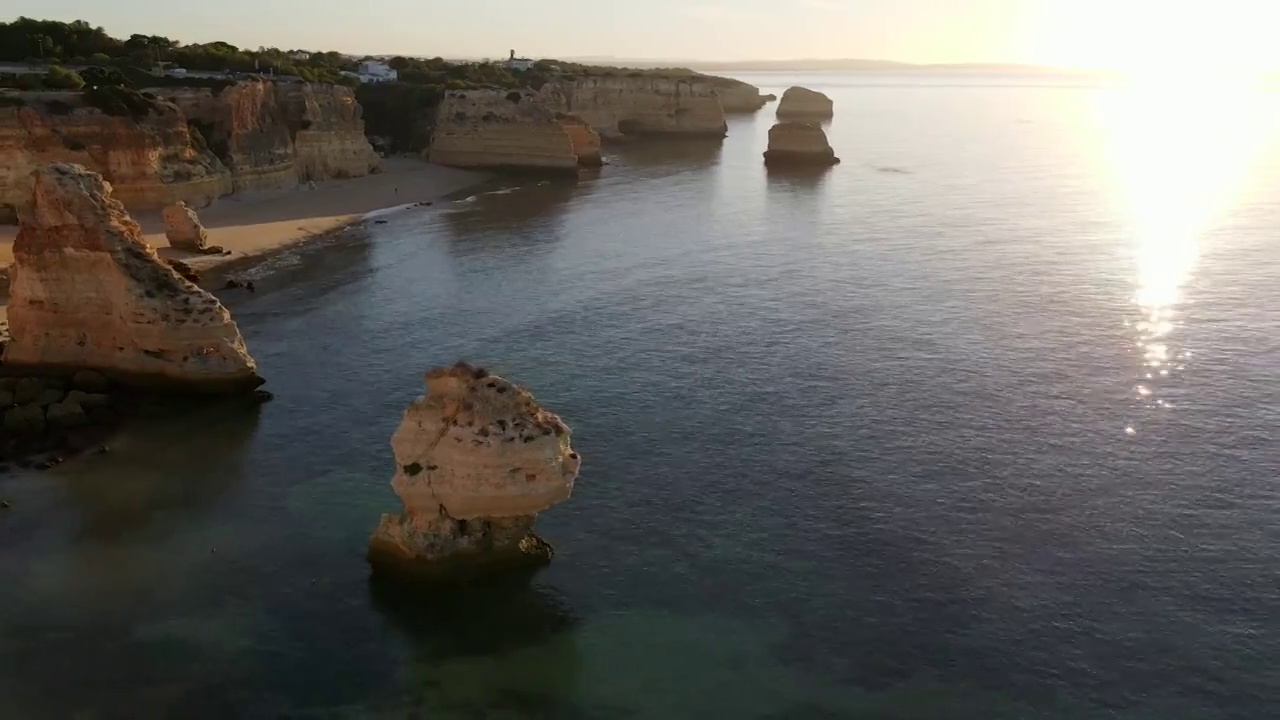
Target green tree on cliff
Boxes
[43,65,85,90]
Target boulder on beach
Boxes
[763,122,840,168]
[368,363,582,579]
[161,201,210,253]
[2,163,263,394]
[776,86,834,120]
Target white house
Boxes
[503,50,535,72]
[355,60,398,83]
[290,51,312,61]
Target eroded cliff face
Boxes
[278,84,382,181]
[3,164,262,393]
[428,90,592,172]
[160,81,382,189]
[764,121,840,167]
[369,363,581,577]
[538,76,727,138]
[168,81,297,192]
[0,92,231,214]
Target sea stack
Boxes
[161,201,210,252]
[776,86,835,120]
[368,363,582,579]
[3,164,262,393]
[764,122,840,167]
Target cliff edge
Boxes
[538,76,727,138]
[428,90,598,172]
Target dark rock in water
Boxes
[3,404,46,435]
[0,378,15,392]
[165,258,201,284]
[71,370,109,393]
[200,245,226,255]
[36,389,66,408]
[13,378,43,405]
[244,281,256,293]
[1,500,9,508]
[250,389,274,404]
[0,390,13,407]
[373,219,388,225]
[224,279,244,290]
[46,400,88,429]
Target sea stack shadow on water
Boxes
[368,363,582,581]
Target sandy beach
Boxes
[0,156,489,274]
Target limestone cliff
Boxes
[3,164,262,393]
[708,77,774,113]
[278,84,382,181]
[369,363,582,577]
[0,92,231,215]
[764,122,840,167]
[428,90,596,172]
[559,113,603,167]
[776,86,835,120]
[161,81,381,188]
[161,81,296,192]
[538,76,727,138]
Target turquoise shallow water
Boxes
[3,72,1280,718]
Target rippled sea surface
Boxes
[4,72,1280,718]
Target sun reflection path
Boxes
[1101,77,1280,435]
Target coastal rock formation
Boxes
[763,122,840,167]
[428,90,597,172]
[559,114,603,167]
[776,86,835,120]
[3,164,262,393]
[709,77,774,113]
[0,92,232,214]
[278,84,382,181]
[161,201,209,252]
[538,76,727,138]
[368,363,582,577]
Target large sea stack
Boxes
[369,364,582,579]
[3,164,262,393]
[764,122,840,167]
[776,86,835,120]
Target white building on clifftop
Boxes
[503,50,535,72]
[354,60,398,83]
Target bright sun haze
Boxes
[7,0,1280,71]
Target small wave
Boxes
[874,166,911,174]
[362,202,418,220]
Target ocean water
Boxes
[3,72,1280,718]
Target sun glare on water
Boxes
[1053,2,1280,429]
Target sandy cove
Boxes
[0,156,489,286]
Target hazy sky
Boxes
[9,0,1280,70]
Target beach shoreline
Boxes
[0,156,492,293]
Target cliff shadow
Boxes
[370,574,587,715]
[440,179,583,246]
[605,137,725,173]
[60,398,264,542]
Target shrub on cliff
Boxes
[83,85,160,118]
[43,65,84,90]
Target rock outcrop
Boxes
[538,76,727,138]
[428,90,598,172]
[278,84,382,181]
[368,363,582,578]
[763,122,840,167]
[0,92,232,214]
[161,201,209,252]
[3,164,262,393]
[709,77,774,113]
[776,86,835,120]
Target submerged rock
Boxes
[161,201,210,253]
[369,363,582,579]
[763,122,840,167]
[2,164,263,393]
[776,86,835,120]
